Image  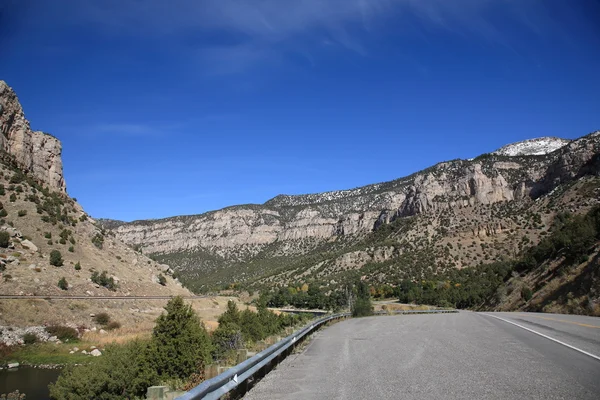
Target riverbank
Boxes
[1,342,101,368]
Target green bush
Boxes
[0,209,7,218]
[74,261,81,271]
[352,281,373,317]
[58,277,68,290]
[17,210,26,217]
[23,332,38,345]
[94,313,111,325]
[49,340,158,399]
[158,274,167,286]
[0,231,10,248]
[46,325,78,342]
[91,271,117,291]
[9,193,16,202]
[521,287,533,302]
[91,233,104,249]
[212,323,243,360]
[68,246,74,252]
[49,250,63,267]
[149,296,213,380]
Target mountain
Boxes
[0,80,193,329]
[492,137,571,157]
[107,130,600,297]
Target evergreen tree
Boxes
[149,296,213,380]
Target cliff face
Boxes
[112,131,600,257]
[0,80,66,192]
[0,81,195,330]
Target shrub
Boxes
[94,313,111,325]
[0,209,7,218]
[49,340,158,399]
[46,325,78,342]
[49,250,63,267]
[68,246,74,252]
[58,277,68,290]
[352,281,373,317]
[74,261,81,271]
[91,271,117,291]
[212,324,243,359]
[9,193,16,202]
[0,184,4,195]
[521,287,533,302]
[17,210,27,217]
[106,321,121,331]
[149,296,213,380]
[44,232,52,239]
[91,233,104,249]
[9,172,24,184]
[23,332,38,345]
[352,297,374,317]
[0,231,10,248]
[158,274,167,286]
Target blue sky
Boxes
[1,0,599,221]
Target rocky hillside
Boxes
[106,129,600,294]
[492,137,571,156]
[0,80,193,328]
[0,81,65,193]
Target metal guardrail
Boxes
[177,312,350,400]
[177,308,457,400]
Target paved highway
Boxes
[244,312,600,399]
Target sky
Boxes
[1,0,599,221]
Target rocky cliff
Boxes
[108,131,600,292]
[112,132,600,252]
[0,81,194,330]
[0,80,66,192]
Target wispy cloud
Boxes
[26,0,561,74]
[87,122,180,137]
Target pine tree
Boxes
[149,296,213,380]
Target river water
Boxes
[0,367,61,400]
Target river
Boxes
[0,367,61,400]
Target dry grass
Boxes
[375,303,432,313]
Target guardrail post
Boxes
[236,349,248,364]
[203,364,220,380]
[146,386,167,400]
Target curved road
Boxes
[245,312,600,399]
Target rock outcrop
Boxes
[110,132,600,265]
[0,80,66,192]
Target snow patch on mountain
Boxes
[493,137,571,157]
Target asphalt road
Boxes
[244,312,600,400]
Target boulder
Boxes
[21,239,38,252]
[90,349,102,357]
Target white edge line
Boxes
[481,313,600,362]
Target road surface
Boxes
[244,312,600,399]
